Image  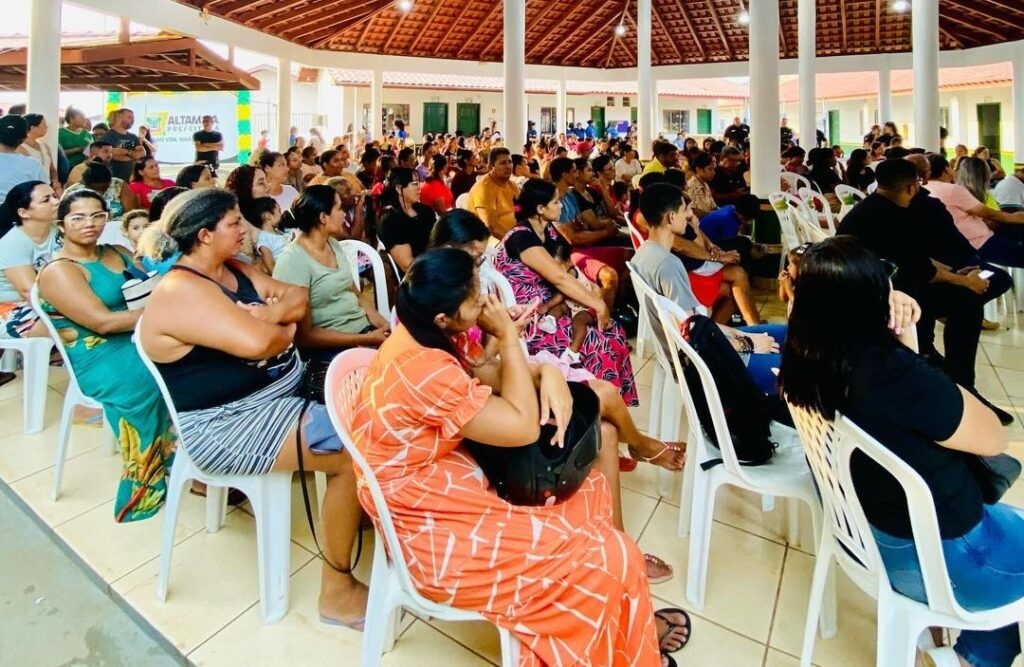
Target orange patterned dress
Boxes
[348,327,661,666]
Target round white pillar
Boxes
[556,71,567,137]
[276,57,291,152]
[749,0,781,196]
[797,0,816,149]
[652,79,661,139]
[912,0,940,151]
[503,0,527,145]
[1013,48,1024,171]
[877,67,892,125]
[370,68,383,140]
[637,0,653,159]
[27,0,62,165]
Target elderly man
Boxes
[994,163,1024,210]
[467,147,520,238]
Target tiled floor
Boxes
[1,290,1023,667]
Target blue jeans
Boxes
[737,324,786,395]
[871,504,1024,667]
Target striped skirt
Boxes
[177,356,306,476]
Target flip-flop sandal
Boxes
[644,553,673,584]
[655,607,692,654]
[319,614,366,631]
[661,653,678,667]
[619,455,638,472]
[634,442,686,471]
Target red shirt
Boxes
[129,178,174,209]
[419,177,454,211]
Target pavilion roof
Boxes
[0,36,259,92]
[174,0,1023,69]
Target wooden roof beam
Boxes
[209,0,278,17]
[670,0,706,61]
[652,5,683,64]
[544,3,622,65]
[704,0,733,59]
[123,57,242,82]
[569,10,629,66]
[526,0,594,60]
[979,0,1024,17]
[432,0,477,56]
[943,0,1022,32]
[458,2,503,61]
[840,0,847,51]
[305,1,398,48]
[875,0,881,49]
[252,0,379,31]
[280,0,392,39]
[382,5,414,52]
[407,0,446,54]
[938,11,1004,41]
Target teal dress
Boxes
[42,246,176,522]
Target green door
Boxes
[828,110,841,146]
[977,103,1001,159]
[697,108,712,134]
[423,103,448,135]
[590,106,605,138]
[631,107,638,124]
[456,103,480,136]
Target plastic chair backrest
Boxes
[625,217,645,251]
[29,283,85,396]
[455,193,470,211]
[769,191,805,251]
[626,260,682,375]
[376,238,402,282]
[834,184,866,206]
[132,317,185,436]
[653,293,758,486]
[323,348,439,610]
[339,239,389,316]
[780,171,813,194]
[786,403,965,618]
[797,187,836,236]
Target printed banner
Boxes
[123,91,240,164]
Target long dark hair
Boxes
[224,165,262,214]
[779,236,898,418]
[395,248,477,363]
[381,167,417,211]
[175,164,209,189]
[0,180,46,235]
[515,179,557,222]
[429,209,489,248]
[162,188,239,255]
[846,149,870,178]
[280,185,337,233]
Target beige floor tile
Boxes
[189,560,490,667]
[769,549,876,667]
[982,327,1024,348]
[636,503,786,643]
[984,343,1024,372]
[55,493,219,582]
[620,461,681,504]
[764,648,801,667]
[112,510,315,654]
[996,367,1024,401]
[621,487,659,541]
[712,485,792,546]
[0,413,110,483]
[9,442,121,526]
[421,618,503,665]
[0,387,65,439]
[657,602,767,667]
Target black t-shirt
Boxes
[193,130,223,166]
[378,203,437,269]
[709,167,747,197]
[780,126,794,148]
[104,129,139,181]
[844,345,976,539]
[848,166,876,192]
[836,193,938,292]
[723,123,750,145]
[911,186,977,269]
[503,222,569,263]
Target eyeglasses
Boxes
[62,211,109,226]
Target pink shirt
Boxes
[926,180,993,249]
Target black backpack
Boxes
[679,315,778,467]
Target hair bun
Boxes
[278,208,298,230]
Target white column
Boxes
[861,102,870,137]
[1013,48,1024,171]
[652,80,661,138]
[797,0,816,150]
[912,0,940,151]
[352,86,360,147]
[556,71,567,137]
[637,0,652,159]
[748,0,780,196]
[949,95,961,146]
[503,0,526,145]
[276,57,291,152]
[877,67,892,125]
[27,0,62,166]
[370,68,383,140]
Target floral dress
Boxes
[347,328,660,667]
[41,246,176,522]
[494,222,639,406]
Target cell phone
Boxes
[978,270,994,279]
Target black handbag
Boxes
[971,454,1022,504]
[298,359,330,404]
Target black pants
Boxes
[714,235,756,275]
[979,262,1014,306]
[907,282,983,388]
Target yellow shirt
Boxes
[642,159,666,175]
[467,175,520,238]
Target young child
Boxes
[540,244,596,366]
[778,242,810,309]
[121,209,150,250]
[251,197,288,274]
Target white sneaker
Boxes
[537,314,558,334]
[561,348,582,365]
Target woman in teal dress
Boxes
[37,189,175,522]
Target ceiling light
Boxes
[615,24,627,37]
[737,1,750,25]
[891,0,910,13]
[397,0,413,12]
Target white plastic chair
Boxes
[787,405,1024,667]
[653,293,835,629]
[0,335,54,433]
[376,238,402,283]
[133,318,299,625]
[769,191,809,271]
[455,192,470,210]
[29,284,117,500]
[797,187,837,236]
[833,184,866,222]
[622,219,653,359]
[780,171,813,194]
[324,349,519,667]
[340,239,390,318]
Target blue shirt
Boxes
[573,127,586,140]
[585,125,598,139]
[559,190,581,224]
[698,205,743,242]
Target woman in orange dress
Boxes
[348,248,683,666]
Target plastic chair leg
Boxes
[677,429,699,538]
[646,365,664,438]
[798,543,834,667]
[875,603,919,667]
[657,391,680,499]
[0,348,16,372]
[785,498,801,548]
[156,458,194,602]
[499,628,519,667]
[805,500,836,640]
[685,471,716,610]
[361,543,398,666]
[205,486,227,533]
[23,342,52,434]
[51,393,77,501]
[252,474,292,625]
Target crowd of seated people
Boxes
[5,104,1024,667]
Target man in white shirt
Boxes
[994,165,1024,210]
[0,115,48,204]
[614,143,643,184]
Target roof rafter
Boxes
[407,0,446,54]
[670,0,706,61]
[307,0,397,48]
[526,0,595,61]
[281,0,392,41]
[545,3,621,65]
[432,1,477,56]
[943,0,1021,32]
[457,2,502,61]
[704,0,733,59]
[651,4,683,64]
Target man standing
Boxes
[105,108,145,181]
[779,118,794,150]
[288,126,298,147]
[723,116,750,146]
[467,148,520,239]
[584,120,598,140]
[192,115,224,170]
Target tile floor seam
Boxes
[649,592,772,651]
[49,494,116,527]
[184,599,262,659]
[419,617,503,666]
[0,443,109,485]
[763,545,790,663]
[634,497,661,542]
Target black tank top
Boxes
[156,264,296,411]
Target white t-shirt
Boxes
[271,184,300,212]
[993,175,1024,210]
[0,225,60,302]
[0,152,49,204]
[614,157,643,181]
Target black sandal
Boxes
[661,653,678,667]
[655,607,693,654]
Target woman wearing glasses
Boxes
[36,189,176,523]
